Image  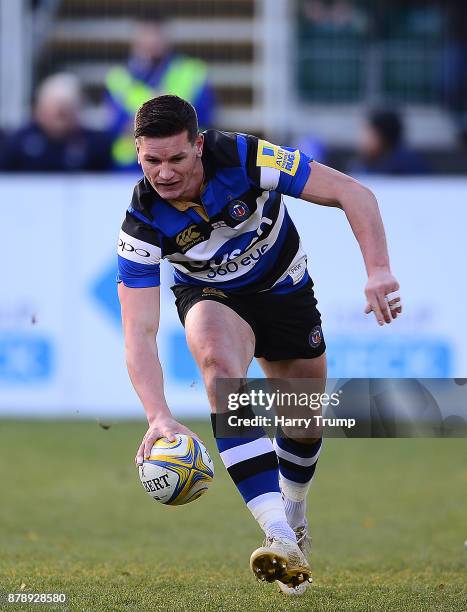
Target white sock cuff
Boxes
[247,491,283,515]
[247,492,287,533]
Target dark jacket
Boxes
[0,122,113,172]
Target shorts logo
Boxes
[256,140,300,176]
[202,287,227,298]
[175,224,203,253]
[309,325,322,348]
[228,200,250,221]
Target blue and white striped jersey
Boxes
[117,130,312,294]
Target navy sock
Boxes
[273,432,322,527]
[211,414,295,540]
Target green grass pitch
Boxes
[0,420,466,611]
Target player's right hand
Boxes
[364,269,402,325]
[135,417,201,466]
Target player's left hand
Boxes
[364,269,402,325]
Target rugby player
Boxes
[117,95,402,594]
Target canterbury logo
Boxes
[202,287,227,298]
[176,225,201,247]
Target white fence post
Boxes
[258,0,294,140]
[0,0,31,129]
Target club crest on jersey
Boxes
[309,325,323,348]
[175,224,204,253]
[256,139,300,176]
[228,200,250,221]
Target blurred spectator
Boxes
[348,110,430,175]
[105,18,216,170]
[0,74,112,172]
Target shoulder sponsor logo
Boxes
[117,229,161,264]
[256,139,300,176]
[118,239,150,258]
[175,224,204,253]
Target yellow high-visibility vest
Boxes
[107,57,208,167]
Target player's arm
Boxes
[119,283,199,464]
[118,284,168,426]
[244,136,401,324]
[300,161,401,325]
[117,201,199,463]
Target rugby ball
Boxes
[139,434,214,505]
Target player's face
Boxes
[136,132,204,200]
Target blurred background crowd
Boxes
[0,0,466,176]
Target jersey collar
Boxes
[132,176,210,222]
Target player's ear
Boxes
[195,133,204,157]
[135,137,141,165]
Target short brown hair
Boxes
[134,95,198,143]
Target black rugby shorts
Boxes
[171,278,326,361]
